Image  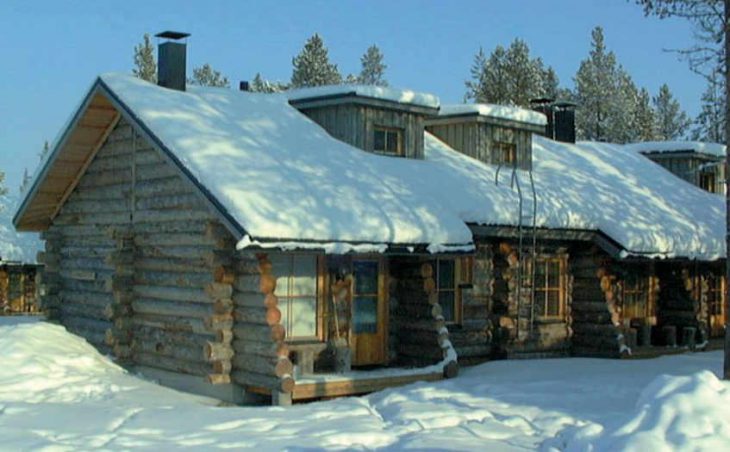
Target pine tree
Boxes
[692,71,725,143]
[344,73,359,85]
[290,33,342,88]
[609,71,640,143]
[133,33,157,83]
[189,64,230,88]
[465,39,558,106]
[634,88,657,141]
[541,66,561,100]
[653,83,690,140]
[574,27,620,141]
[249,73,288,93]
[358,45,388,86]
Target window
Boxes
[373,126,403,156]
[271,254,319,340]
[707,273,725,317]
[699,172,716,192]
[493,142,517,166]
[621,275,654,320]
[435,257,473,323]
[534,257,565,319]
[352,260,379,334]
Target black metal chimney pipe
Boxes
[155,31,190,91]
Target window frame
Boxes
[493,141,517,166]
[621,274,655,320]
[532,256,567,320]
[271,254,324,342]
[699,171,716,192]
[706,273,725,317]
[373,125,404,156]
[434,257,473,324]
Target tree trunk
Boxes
[723,0,730,380]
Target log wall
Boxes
[491,241,572,358]
[43,118,238,384]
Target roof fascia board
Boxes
[13,80,103,228]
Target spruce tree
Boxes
[465,39,558,106]
[250,73,288,93]
[610,71,640,143]
[39,140,50,161]
[634,88,657,141]
[574,27,619,141]
[133,33,157,83]
[189,64,230,88]
[290,33,342,88]
[358,45,388,86]
[653,83,690,140]
[19,168,30,194]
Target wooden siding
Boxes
[646,154,725,194]
[427,120,534,170]
[299,104,426,159]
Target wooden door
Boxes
[349,259,388,366]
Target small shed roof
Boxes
[624,141,726,158]
[287,84,440,110]
[437,103,547,126]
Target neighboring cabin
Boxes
[13,35,726,406]
[624,141,726,194]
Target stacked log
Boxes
[421,262,458,378]
[449,244,493,363]
[569,249,623,358]
[392,258,443,364]
[37,231,62,319]
[105,227,134,361]
[231,253,295,404]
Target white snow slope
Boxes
[22,74,725,259]
[0,194,42,263]
[1,316,728,451]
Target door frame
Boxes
[348,256,389,366]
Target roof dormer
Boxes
[425,104,546,170]
[288,85,439,159]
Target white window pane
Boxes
[290,297,317,337]
[270,254,290,296]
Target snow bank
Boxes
[439,103,547,126]
[0,194,42,263]
[560,371,730,451]
[624,141,726,157]
[287,84,440,109]
[0,317,725,450]
[423,134,725,260]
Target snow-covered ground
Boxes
[1,317,728,451]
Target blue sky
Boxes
[0,0,703,192]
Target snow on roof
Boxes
[286,84,440,109]
[33,73,723,259]
[624,141,726,157]
[438,103,547,126]
[423,134,725,260]
[99,74,470,252]
[0,194,42,263]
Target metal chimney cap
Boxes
[155,31,190,40]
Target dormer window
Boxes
[374,126,403,156]
[494,141,517,166]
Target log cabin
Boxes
[13,34,726,405]
[625,141,726,194]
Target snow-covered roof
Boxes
[286,84,440,109]
[424,135,725,260]
[624,141,726,158]
[438,104,547,126]
[0,194,42,263]
[17,73,726,260]
[99,74,470,253]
